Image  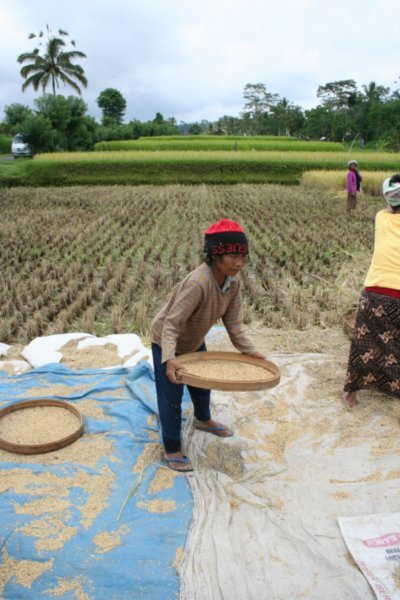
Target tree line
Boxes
[1,25,400,152]
[204,81,400,150]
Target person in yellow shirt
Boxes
[343,174,400,407]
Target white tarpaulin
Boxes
[21,332,152,369]
[178,347,400,600]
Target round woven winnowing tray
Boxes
[0,399,84,454]
[175,351,280,391]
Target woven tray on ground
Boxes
[0,399,84,454]
[175,351,280,391]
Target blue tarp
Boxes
[0,362,192,599]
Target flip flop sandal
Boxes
[195,422,233,437]
[163,456,194,472]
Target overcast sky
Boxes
[1,0,400,124]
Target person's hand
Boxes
[166,358,186,384]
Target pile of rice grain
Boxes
[182,359,269,381]
[0,406,80,445]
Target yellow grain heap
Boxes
[0,406,80,445]
[182,359,269,381]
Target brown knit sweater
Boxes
[150,263,257,363]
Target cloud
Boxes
[1,0,400,123]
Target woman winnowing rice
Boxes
[150,219,266,472]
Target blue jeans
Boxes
[151,343,211,453]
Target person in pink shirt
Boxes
[346,159,362,214]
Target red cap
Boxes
[204,219,244,235]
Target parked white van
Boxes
[11,134,32,158]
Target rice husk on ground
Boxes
[92,525,129,554]
[149,466,179,494]
[0,548,53,591]
[58,339,141,369]
[137,499,177,513]
[46,576,91,599]
[59,340,123,369]
[205,324,400,478]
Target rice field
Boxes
[300,170,396,196]
[34,149,399,167]
[0,183,380,344]
[93,137,345,152]
[3,134,399,188]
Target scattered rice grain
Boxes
[0,548,53,593]
[137,499,177,513]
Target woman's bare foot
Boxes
[342,391,359,408]
[164,451,193,472]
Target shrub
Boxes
[0,134,11,154]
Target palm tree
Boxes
[17,25,88,96]
[361,81,389,103]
